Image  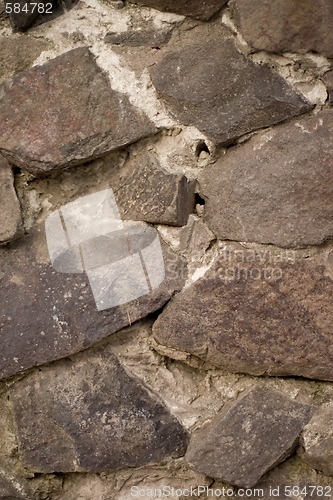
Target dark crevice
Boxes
[195,140,210,158]
[195,193,205,206]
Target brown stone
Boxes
[232,0,333,58]
[9,348,189,472]
[185,385,312,488]
[128,0,228,20]
[152,250,333,381]
[0,221,186,381]
[323,70,333,104]
[0,155,23,244]
[0,48,155,174]
[105,28,172,47]
[149,39,312,145]
[199,110,333,248]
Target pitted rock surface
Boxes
[232,0,333,58]
[0,47,155,174]
[199,110,333,248]
[9,348,189,472]
[0,155,23,244]
[0,224,186,381]
[185,385,312,488]
[149,39,312,145]
[128,0,228,20]
[153,251,333,381]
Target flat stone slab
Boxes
[128,0,228,20]
[185,385,312,488]
[232,0,333,58]
[9,348,189,472]
[105,28,172,47]
[0,47,155,174]
[300,403,333,477]
[152,250,333,381]
[199,110,333,248]
[0,220,186,381]
[149,39,312,145]
[0,155,23,244]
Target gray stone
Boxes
[149,40,312,145]
[232,0,333,59]
[300,403,333,477]
[110,151,195,226]
[128,0,228,20]
[152,250,333,381]
[323,71,333,104]
[199,110,333,248]
[9,348,189,472]
[105,29,172,47]
[0,155,23,244]
[185,385,312,488]
[0,48,155,174]
[5,0,44,31]
[0,221,186,381]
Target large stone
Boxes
[0,155,23,244]
[110,151,196,226]
[128,0,228,20]
[199,110,333,248]
[9,348,189,472]
[149,39,312,145]
[0,220,186,381]
[0,48,155,174]
[152,250,333,381]
[105,28,172,47]
[232,0,333,59]
[300,403,333,477]
[185,385,312,488]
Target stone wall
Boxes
[0,0,333,498]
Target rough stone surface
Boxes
[150,40,312,145]
[105,28,172,47]
[0,155,23,244]
[300,403,333,477]
[128,0,228,20]
[110,151,196,226]
[199,110,333,248]
[153,250,333,381]
[5,0,44,31]
[185,385,312,488]
[0,223,186,381]
[0,47,155,174]
[323,70,333,104]
[9,348,189,472]
[0,475,26,499]
[232,0,333,59]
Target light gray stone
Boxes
[0,155,23,244]
[199,110,333,248]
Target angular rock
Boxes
[199,110,333,248]
[9,348,189,472]
[0,155,23,244]
[0,220,186,381]
[5,0,44,30]
[186,385,312,488]
[152,250,333,381]
[232,0,333,59]
[300,403,333,477]
[110,151,195,226]
[150,40,312,145]
[323,71,333,104]
[105,29,172,47]
[0,48,155,174]
[128,0,228,20]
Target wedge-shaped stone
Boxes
[232,0,333,58]
[0,155,23,244]
[149,40,312,145]
[0,222,186,381]
[128,0,228,20]
[153,251,333,381]
[186,385,312,488]
[199,110,333,248]
[0,48,155,174]
[9,348,189,472]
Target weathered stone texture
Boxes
[0,156,23,244]
[0,48,155,174]
[199,110,333,248]
[128,0,228,20]
[0,222,186,381]
[232,0,333,58]
[9,348,189,472]
[323,70,333,104]
[300,403,333,477]
[150,40,312,145]
[186,385,311,488]
[153,251,333,381]
[105,28,172,47]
